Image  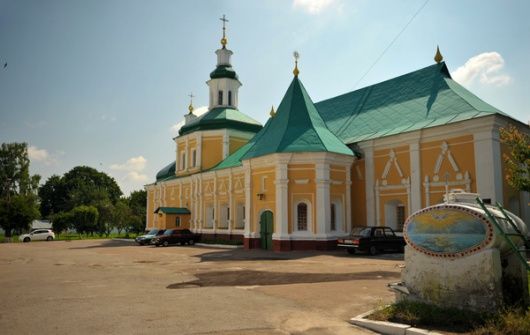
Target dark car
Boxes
[151,229,200,247]
[337,226,405,255]
[135,229,166,245]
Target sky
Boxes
[1,0,529,196]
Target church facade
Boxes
[145,27,529,251]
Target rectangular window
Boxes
[180,152,186,170]
[330,203,336,231]
[236,203,245,229]
[228,91,232,105]
[192,149,197,167]
[297,203,308,231]
[226,207,230,221]
[396,205,405,231]
[175,217,181,227]
[218,90,223,105]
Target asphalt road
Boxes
[0,239,404,335]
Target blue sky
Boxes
[1,0,529,195]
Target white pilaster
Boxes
[363,144,376,225]
[223,131,229,159]
[185,137,189,172]
[197,133,203,170]
[345,164,352,233]
[409,142,422,212]
[228,173,233,234]
[473,130,503,204]
[243,162,252,238]
[315,162,331,238]
[274,163,289,239]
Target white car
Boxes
[19,229,55,242]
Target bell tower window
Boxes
[228,91,232,106]
[218,90,223,105]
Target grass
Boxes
[369,300,530,334]
[0,232,138,243]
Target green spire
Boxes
[242,76,353,160]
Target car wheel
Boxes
[347,248,355,255]
[46,236,53,241]
[23,237,30,243]
[369,246,378,256]
[188,239,195,246]
[155,244,159,247]
[163,241,169,247]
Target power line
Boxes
[353,0,430,89]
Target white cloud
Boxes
[126,171,149,183]
[293,0,337,14]
[170,106,209,135]
[28,145,57,165]
[110,156,146,172]
[452,52,511,87]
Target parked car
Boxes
[337,226,405,255]
[151,229,200,247]
[135,229,166,245]
[19,229,55,243]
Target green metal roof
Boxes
[154,207,190,215]
[156,161,176,181]
[179,107,262,136]
[315,62,505,144]
[210,65,238,80]
[241,77,354,160]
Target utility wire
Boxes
[353,0,430,89]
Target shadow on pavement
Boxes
[167,269,400,289]
[197,248,404,262]
[68,239,136,249]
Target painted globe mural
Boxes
[404,205,494,257]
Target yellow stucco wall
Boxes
[251,167,276,234]
[229,138,248,155]
[287,164,316,234]
[202,136,223,170]
[420,135,476,206]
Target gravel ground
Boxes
[0,239,404,335]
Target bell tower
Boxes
[207,15,242,110]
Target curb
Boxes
[350,308,443,335]
[195,243,243,249]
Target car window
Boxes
[157,230,166,235]
[181,229,191,234]
[374,228,384,237]
[163,230,173,235]
[384,228,395,237]
[147,229,158,235]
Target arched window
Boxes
[297,203,308,231]
[218,90,223,105]
[330,203,336,231]
[228,91,232,105]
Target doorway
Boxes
[259,211,273,250]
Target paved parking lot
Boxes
[0,240,404,334]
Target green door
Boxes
[259,211,274,250]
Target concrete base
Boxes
[400,246,503,311]
[200,233,243,243]
[243,237,337,251]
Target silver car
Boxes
[19,229,55,242]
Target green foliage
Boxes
[369,300,530,334]
[500,126,530,192]
[113,199,131,234]
[70,205,99,235]
[127,190,146,233]
[0,143,41,237]
[39,166,122,217]
[52,211,73,234]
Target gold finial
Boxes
[188,92,195,114]
[269,105,276,118]
[220,14,229,48]
[293,51,300,77]
[434,45,443,64]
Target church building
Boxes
[146,21,529,251]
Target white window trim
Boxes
[330,200,343,233]
[293,200,312,236]
[191,149,197,168]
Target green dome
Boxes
[179,107,262,136]
[156,161,175,181]
[210,65,238,80]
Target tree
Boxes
[39,166,122,217]
[500,126,530,192]
[0,143,41,238]
[128,190,146,233]
[70,205,99,235]
[52,211,73,235]
[113,199,131,235]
